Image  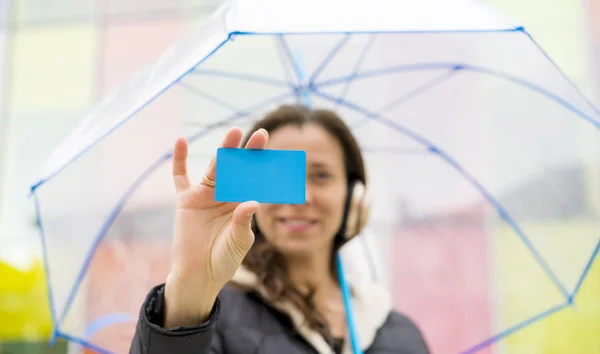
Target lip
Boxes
[278,217,318,232]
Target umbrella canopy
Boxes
[31,0,600,353]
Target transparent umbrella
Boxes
[30,0,600,353]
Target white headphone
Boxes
[338,179,370,243]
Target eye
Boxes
[310,171,332,182]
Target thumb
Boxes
[228,201,260,261]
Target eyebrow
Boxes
[308,161,330,169]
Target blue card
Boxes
[215,148,306,204]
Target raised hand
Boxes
[163,127,268,328]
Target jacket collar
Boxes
[230,266,392,354]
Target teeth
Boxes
[285,220,311,226]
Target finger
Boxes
[204,127,243,182]
[244,128,269,150]
[172,137,190,192]
[227,201,260,262]
[221,127,243,149]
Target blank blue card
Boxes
[215,148,306,204]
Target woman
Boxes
[129,104,430,354]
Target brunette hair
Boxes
[239,104,366,340]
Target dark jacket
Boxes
[130,267,430,354]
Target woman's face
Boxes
[254,123,348,257]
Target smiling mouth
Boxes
[278,218,318,232]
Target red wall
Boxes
[392,224,493,354]
[84,240,173,354]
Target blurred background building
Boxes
[0,0,599,353]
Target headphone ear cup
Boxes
[344,181,370,240]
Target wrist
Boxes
[163,272,220,328]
